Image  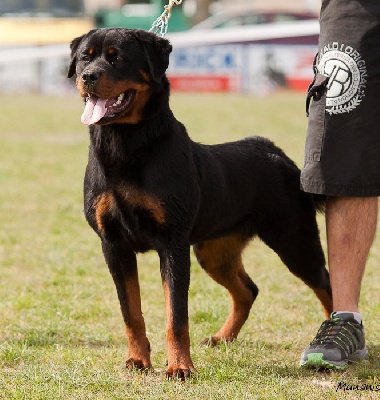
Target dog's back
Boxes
[189,136,303,239]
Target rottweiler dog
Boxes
[68,28,332,379]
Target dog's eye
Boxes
[80,54,91,62]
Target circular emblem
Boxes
[317,42,367,115]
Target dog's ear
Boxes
[67,34,86,78]
[133,29,172,83]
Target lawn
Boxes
[1,92,380,399]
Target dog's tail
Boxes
[312,193,326,214]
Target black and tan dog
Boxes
[68,28,332,379]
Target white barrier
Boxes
[0,44,68,64]
[167,20,319,93]
[0,20,320,93]
[167,20,320,47]
[0,44,71,93]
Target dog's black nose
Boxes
[82,71,101,85]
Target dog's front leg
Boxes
[101,241,151,370]
[159,240,196,379]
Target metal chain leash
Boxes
[149,0,183,37]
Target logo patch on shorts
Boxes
[318,42,367,115]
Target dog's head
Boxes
[68,28,172,125]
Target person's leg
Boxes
[327,196,378,312]
[300,196,378,369]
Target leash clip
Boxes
[149,0,183,37]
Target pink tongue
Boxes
[81,96,107,125]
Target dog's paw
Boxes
[200,336,219,347]
[165,365,197,381]
[125,357,152,371]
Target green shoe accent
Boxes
[307,353,324,364]
[301,353,347,370]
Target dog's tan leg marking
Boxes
[194,234,257,346]
[124,274,152,370]
[162,281,196,379]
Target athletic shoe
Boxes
[300,312,368,370]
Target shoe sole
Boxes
[300,347,369,370]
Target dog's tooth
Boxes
[116,94,124,105]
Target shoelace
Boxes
[310,317,361,356]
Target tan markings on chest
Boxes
[94,192,116,234]
[94,187,166,233]
[120,185,166,225]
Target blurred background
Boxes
[0,0,320,94]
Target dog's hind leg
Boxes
[101,241,152,370]
[193,234,258,346]
[257,205,333,319]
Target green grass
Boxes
[1,92,380,399]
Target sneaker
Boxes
[300,312,368,370]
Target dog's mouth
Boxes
[81,90,136,125]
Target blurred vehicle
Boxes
[0,0,84,17]
[0,0,91,45]
[95,0,190,32]
[192,9,318,30]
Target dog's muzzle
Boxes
[81,70,101,88]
